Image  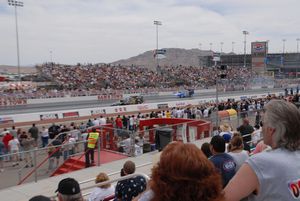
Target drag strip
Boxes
[0,88,283,115]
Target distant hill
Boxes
[0,48,215,72]
[110,48,213,68]
[0,65,36,74]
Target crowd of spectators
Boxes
[39,63,259,91]
[1,62,299,106]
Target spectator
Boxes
[29,195,51,201]
[251,124,262,146]
[115,115,123,136]
[224,100,300,201]
[48,123,60,139]
[0,139,4,172]
[2,131,13,161]
[92,118,100,127]
[21,134,35,168]
[88,172,115,201]
[56,178,83,201]
[122,115,128,129]
[115,160,147,201]
[251,140,271,155]
[63,134,76,160]
[227,135,249,172]
[28,124,39,147]
[8,136,20,166]
[136,142,224,201]
[40,126,49,147]
[210,135,236,187]
[10,126,18,138]
[87,119,94,128]
[237,118,254,152]
[48,138,62,171]
[79,122,87,133]
[99,116,106,125]
[219,123,233,143]
[200,142,212,158]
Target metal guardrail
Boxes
[78,162,152,185]
[49,172,151,200]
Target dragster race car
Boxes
[111,95,144,106]
[174,89,194,98]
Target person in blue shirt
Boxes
[210,135,236,187]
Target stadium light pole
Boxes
[232,41,235,53]
[154,20,162,71]
[8,0,23,82]
[282,39,286,54]
[199,43,202,51]
[296,38,300,53]
[243,30,249,68]
[210,43,213,51]
[220,42,224,53]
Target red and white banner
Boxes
[63,111,79,118]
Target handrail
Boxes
[49,173,150,200]
[63,141,91,173]
[17,129,87,183]
[79,162,152,185]
[17,131,72,173]
[17,138,69,185]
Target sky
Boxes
[0,0,300,66]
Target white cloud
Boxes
[0,0,300,65]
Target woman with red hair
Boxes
[136,142,224,201]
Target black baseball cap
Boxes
[29,195,51,201]
[55,178,81,195]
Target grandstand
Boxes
[199,51,300,78]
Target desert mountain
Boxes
[110,48,213,68]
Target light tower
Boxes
[8,0,24,81]
[243,30,249,67]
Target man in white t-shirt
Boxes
[99,116,107,125]
[8,136,20,166]
[92,118,100,126]
[41,126,49,147]
[203,108,209,118]
[129,116,134,131]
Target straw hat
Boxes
[220,123,231,132]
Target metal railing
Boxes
[49,173,150,200]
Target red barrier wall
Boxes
[139,118,211,143]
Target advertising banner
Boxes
[251,42,268,57]
[113,107,127,113]
[157,103,168,109]
[90,109,106,115]
[40,113,58,120]
[63,111,79,118]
